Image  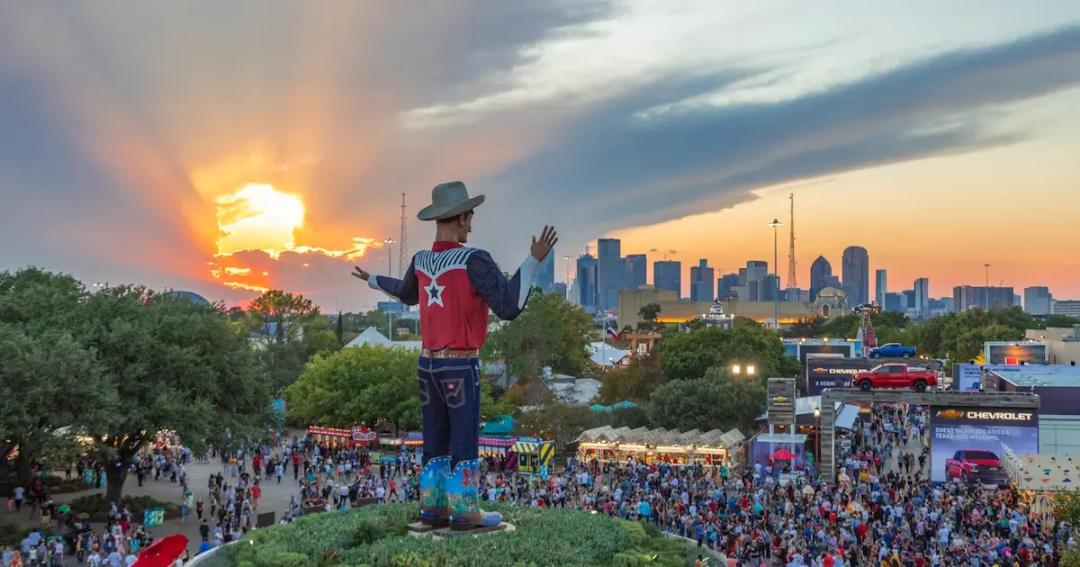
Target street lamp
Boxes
[769,218,783,330]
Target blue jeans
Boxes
[418,357,480,467]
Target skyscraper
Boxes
[952,286,1015,311]
[914,277,929,316]
[690,259,715,302]
[596,238,624,311]
[535,248,555,293]
[738,260,768,301]
[717,273,739,300]
[654,260,682,299]
[624,254,647,289]
[1024,286,1053,316]
[762,274,780,302]
[902,289,915,310]
[875,269,887,308]
[810,256,833,300]
[841,246,869,305]
[576,254,598,311]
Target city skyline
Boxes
[1,3,1079,310]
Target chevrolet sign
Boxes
[935,409,1034,421]
[812,367,861,375]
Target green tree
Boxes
[515,403,605,454]
[335,310,345,346]
[72,287,271,504]
[659,323,793,381]
[245,290,339,394]
[911,307,1030,360]
[782,317,826,338]
[598,355,665,404]
[637,303,662,331]
[1042,314,1080,328]
[647,370,765,434]
[482,291,593,379]
[285,346,421,432]
[0,270,118,483]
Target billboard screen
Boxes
[956,363,1071,392]
[804,357,874,396]
[929,406,1038,484]
[954,364,982,391]
[985,343,1047,365]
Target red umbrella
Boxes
[133,535,189,567]
[771,449,796,461]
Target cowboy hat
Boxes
[416,181,485,221]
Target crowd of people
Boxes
[4,409,1077,566]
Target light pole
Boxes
[769,219,783,329]
[385,238,396,339]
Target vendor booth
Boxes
[512,437,555,474]
[479,435,517,456]
[575,426,745,468]
[307,425,377,448]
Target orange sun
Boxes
[209,183,376,293]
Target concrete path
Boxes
[1,459,310,560]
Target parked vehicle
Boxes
[869,343,917,358]
[853,363,938,392]
[945,450,1009,485]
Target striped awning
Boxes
[513,441,540,453]
[478,436,517,448]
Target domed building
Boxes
[162,290,211,305]
[813,286,849,319]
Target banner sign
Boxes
[143,508,165,527]
[929,405,1038,484]
[804,357,874,396]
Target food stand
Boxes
[576,426,745,468]
[511,437,555,475]
[479,436,517,457]
[307,425,377,448]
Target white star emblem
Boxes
[425,278,445,307]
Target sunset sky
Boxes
[1,2,1079,310]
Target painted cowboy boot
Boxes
[447,459,501,530]
[419,455,450,526]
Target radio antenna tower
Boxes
[398,193,408,278]
[787,193,797,289]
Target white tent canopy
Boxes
[588,341,630,367]
[345,327,422,350]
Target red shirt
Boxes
[371,241,537,350]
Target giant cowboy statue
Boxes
[351,181,557,531]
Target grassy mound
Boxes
[219,503,695,567]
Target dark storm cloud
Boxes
[482,25,1080,237]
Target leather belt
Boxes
[421,348,480,359]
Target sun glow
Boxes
[216,184,305,258]
[209,183,378,294]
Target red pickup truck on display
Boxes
[853,363,938,392]
[945,450,1009,486]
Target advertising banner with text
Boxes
[929,406,1038,484]
[954,363,1071,392]
[804,357,874,396]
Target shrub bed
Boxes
[219,503,692,567]
[0,523,37,547]
[68,494,180,523]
